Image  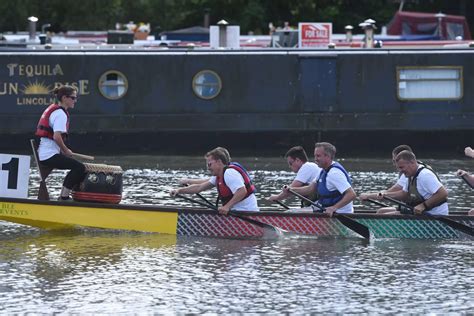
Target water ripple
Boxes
[2,156,473,313]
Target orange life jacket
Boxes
[35,104,70,139]
[216,163,256,205]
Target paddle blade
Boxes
[38,181,50,201]
[336,215,371,239]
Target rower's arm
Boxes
[383,189,409,201]
[172,181,213,196]
[385,183,403,193]
[332,187,356,210]
[222,186,247,211]
[269,180,304,201]
[421,186,448,211]
[465,174,474,187]
[288,183,315,197]
[360,184,403,200]
[53,131,72,156]
[458,170,474,187]
[179,178,209,185]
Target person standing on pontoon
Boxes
[379,150,449,216]
[268,146,321,205]
[284,142,356,216]
[171,147,259,214]
[456,146,474,215]
[35,85,85,200]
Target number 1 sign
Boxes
[0,154,30,198]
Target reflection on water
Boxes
[1,156,474,313]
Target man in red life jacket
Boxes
[171,147,259,215]
[35,85,85,200]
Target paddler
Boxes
[284,142,356,216]
[359,144,441,214]
[378,150,449,215]
[171,147,259,215]
[268,146,321,205]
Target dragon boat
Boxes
[0,197,472,240]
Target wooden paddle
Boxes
[30,139,52,201]
[382,195,474,237]
[286,187,370,239]
[175,193,287,235]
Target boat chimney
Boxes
[210,20,240,49]
[217,19,228,48]
[28,16,38,41]
[435,12,446,39]
[204,8,210,28]
[344,25,353,42]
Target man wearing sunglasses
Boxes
[35,85,85,200]
[171,147,259,215]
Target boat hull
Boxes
[0,197,472,239]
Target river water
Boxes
[1,155,473,314]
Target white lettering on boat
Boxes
[7,64,64,77]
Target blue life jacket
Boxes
[316,162,351,207]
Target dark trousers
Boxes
[40,154,86,189]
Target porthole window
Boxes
[98,70,128,100]
[192,70,222,99]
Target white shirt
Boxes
[396,174,408,188]
[402,166,448,215]
[209,168,259,211]
[317,163,353,213]
[294,162,321,184]
[38,109,67,161]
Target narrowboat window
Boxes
[98,70,128,100]
[397,67,462,100]
[192,70,222,99]
[446,22,464,39]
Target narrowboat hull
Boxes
[1,48,474,154]
[0,197,472,240]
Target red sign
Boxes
[298,23,332,47]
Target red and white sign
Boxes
[298,23,332,48]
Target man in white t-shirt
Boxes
[285,142,356,216]
[268,146,321,204]
[359,144,440,214]
[171,147,259,214]
[382,150,449,216]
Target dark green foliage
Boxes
[0,0,471,35]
